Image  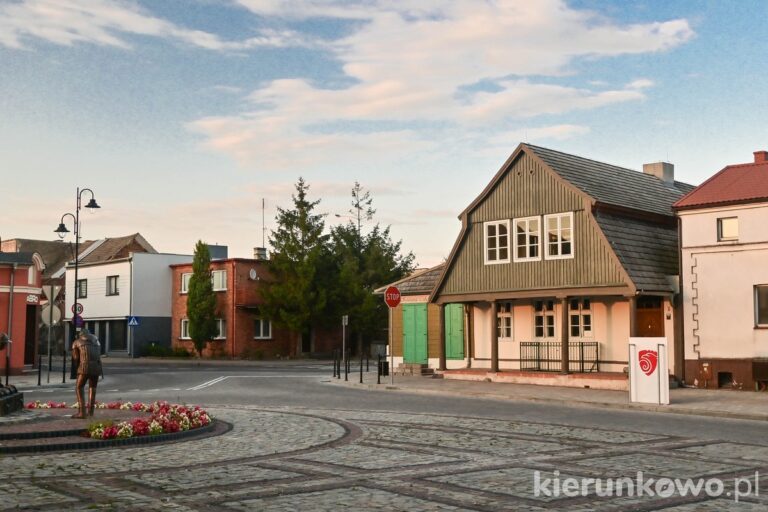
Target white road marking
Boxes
[187,376,227,391]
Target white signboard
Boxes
[628,337,669,405]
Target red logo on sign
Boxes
[638,350,658,376]
[384,286,401,308]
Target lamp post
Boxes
[54,187,100,382]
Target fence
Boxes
[519,341,599,373]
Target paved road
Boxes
[8,362,768,510]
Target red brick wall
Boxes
[0,264,42,373]
[170,259,301,359]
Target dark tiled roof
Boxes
[0,252,35,265]
[594,211,679,292]
[375,264,445,296]
[527,144,695,217]
[674,159,768,209]
[0,239,95,277]
[79,233,156,264]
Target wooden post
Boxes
[438,304,446,371]
[465,304,473,369]
[629,295,638,338]
[491,301,499,373]
[561,297,569,374]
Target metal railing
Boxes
[520,341,599,373]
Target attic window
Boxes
[484,220,510,264]
[544,212,574,260]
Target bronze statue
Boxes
[71,328,102,419]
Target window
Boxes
[717,217,738,241]
[215,318,226,339]
[180,319,190,339]
[534,300,556,338]
[514,217,541,262]
[569,299,593,338]
[254,318,272,339]
[756,285,768,327]
[76,279,87,299]
[180,273,192,293]
[544,212,574,260]
[212,270,227,291]
[106,275,119,296]
[496,302,513,340]
[484,220,510,264]
[181,318,226,339]
[27,266,36,285]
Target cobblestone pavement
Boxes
[3,406,766,511]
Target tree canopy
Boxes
[187,240,218,357]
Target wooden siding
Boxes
[441,152,627,296]
[391,304,403,356]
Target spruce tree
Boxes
[331,183,415,353]
[187,240,218,357]
[261,178,332,353]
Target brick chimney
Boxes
[754,151,768,163]
[643,161,675,183]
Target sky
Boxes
[1,0,767,266]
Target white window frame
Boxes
[756,285,768,328]
[27,266,36,285]
[106,275,119,296]
[513,216,541,262]
[180,273,192,294]
[496,302,513,341]
[484,220,511,265]
[544,212,574,260]
[180,318,190,340]
[212,270,227,291]
[214,318,226,339]
[569,299,593,338]
[534,300,556,339]
[717,217,739,242]
[254,318,272,340]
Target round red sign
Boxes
[384,286,401,308]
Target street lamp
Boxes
[54,187,100,382]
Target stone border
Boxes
[0,419,230,454]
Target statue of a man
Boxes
[71,328,102,418]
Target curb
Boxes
[325,379,768,423]
[0,419,230,454]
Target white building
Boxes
[675,150,768,390]
[64,252,192,357]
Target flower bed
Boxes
[25,400,212,440]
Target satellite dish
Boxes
[249,268,259,281]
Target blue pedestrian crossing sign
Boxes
[127,316,140,327]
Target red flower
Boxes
[102,426,118,439]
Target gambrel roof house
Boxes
[380,143,697,390]
[432,144,694,303]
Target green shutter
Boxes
[444,303,465,359]
[403,304,428,363]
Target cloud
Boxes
[190,1,693,168]
[490,125,592,145]
[626,78,655,89]
[0,0,310,50]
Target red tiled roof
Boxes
[674,155,768,210]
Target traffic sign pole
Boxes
[383,286,401,385]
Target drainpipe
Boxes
[231,261,236,360]
[7,263,16,355]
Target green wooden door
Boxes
[403,303,428,363]
[445,303,465,359]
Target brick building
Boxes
[0,252,45,374]
[171,257,340,359]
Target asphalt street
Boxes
[19,361,768,446]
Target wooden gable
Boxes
[435,149,630,300]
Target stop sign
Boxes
[384,286,401,308]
